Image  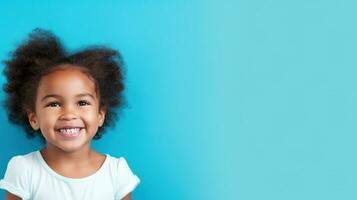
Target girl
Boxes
[0,28,140,200]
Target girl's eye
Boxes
[47,102,60,107]
[45,101,90,107]
[78,101,90,106]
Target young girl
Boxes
[0,28,140,200]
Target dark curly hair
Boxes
[2,28,126,141]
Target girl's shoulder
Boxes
[6,151,39,170]
[0,151,39,199]
[3,151,41,181]
[105,154,130,169]
[105,154,137,178]
[104,154,141,199]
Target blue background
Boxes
[0,0,356,199]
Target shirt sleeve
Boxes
[0,156,31,199]
[114,157,140,200]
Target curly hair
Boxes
[2,28,126,141]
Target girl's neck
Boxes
[39,144,107,179]
[40,144,97,166]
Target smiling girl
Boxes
[0,29,140,200]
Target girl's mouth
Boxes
[55,127,84,139]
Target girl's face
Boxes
[27,66,106,153]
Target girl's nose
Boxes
[59,106,78,120]
[59,114,78,121]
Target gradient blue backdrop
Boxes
[0,0,356,199]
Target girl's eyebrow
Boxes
[41,93,95,102]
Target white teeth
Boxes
[58,128,81,134]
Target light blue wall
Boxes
[0,0,356,199]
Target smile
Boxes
[56,127,83,139]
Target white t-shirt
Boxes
[0,150,140,200]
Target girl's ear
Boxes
[27,111,40,130]
[98,107,106,127]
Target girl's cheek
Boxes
[83,111,98,120]
[42,109,57,116]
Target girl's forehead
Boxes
[37,67,98,99]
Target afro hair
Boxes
[2,28,126,141]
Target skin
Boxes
[5,65,131,200]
